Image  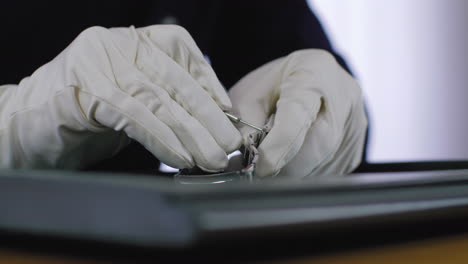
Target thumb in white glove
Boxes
[0,25,241,171]
[229,49,367,178]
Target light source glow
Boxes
[309,0,468,162]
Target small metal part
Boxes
[225,112,264,132]
[174,113,274,185]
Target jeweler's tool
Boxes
[224,112,264,132]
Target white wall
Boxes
[308,0,468,162]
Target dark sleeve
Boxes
[208,0,349,88]
[0,0,152,85]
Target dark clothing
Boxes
[1,0,339,87]
[1,0,352,172]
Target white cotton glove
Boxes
[0,25,241,171]
[229,49,367,178]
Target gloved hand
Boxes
[229,49,367,178]
[0,25,241,171]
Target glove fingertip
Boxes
[196,154,229,173]
[255,130,305,178]
[215,92,233,111]
[223,126,243,154]
[146,144,195,170]
[255,164,281,178]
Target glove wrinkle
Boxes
[0,25,240,170]
[80,87,195,168]
[230,49,367,178]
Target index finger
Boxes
[134,27,242,154]
[256,88,322,178]
[137,25,232,110]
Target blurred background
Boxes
[308,0,468,163]
[3,0,467,168]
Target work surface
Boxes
[3,234,468,263]
[2,169,468,262]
